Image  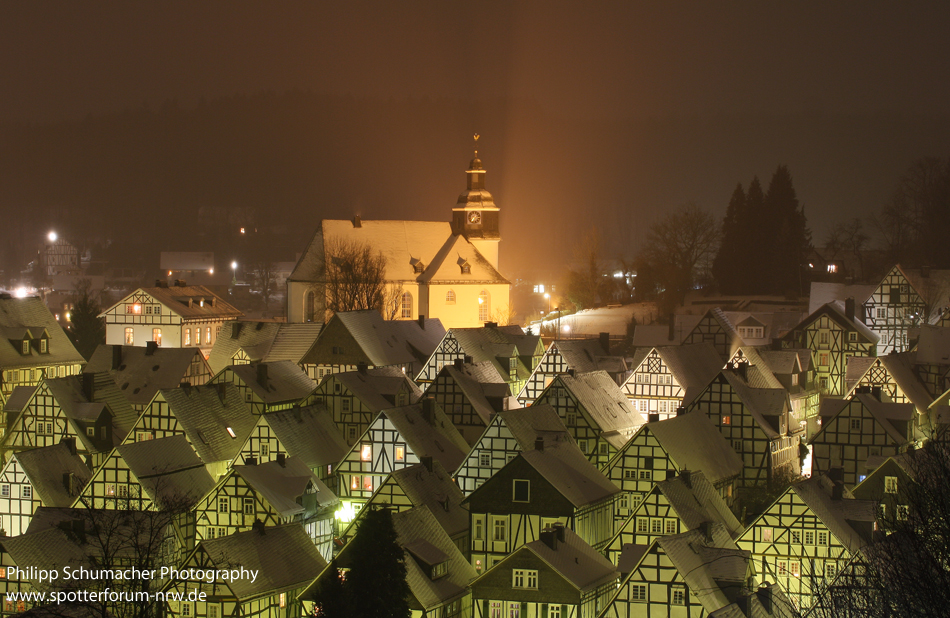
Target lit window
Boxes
[279,593,286,608]
[106,484,115,496]
[185,329,191,346]
[362,476,373,492]
[395,446,405,461]
[512,479,530,503]
[827,264,837,274]
[446,290,456,304]
[777,560,787,576]
[789,561,800,578]
[351,476,360,491]
[195,328,202,346]
[819,353,829,366]
[152,329,162,345]
[125,327,134,345]
[761,527,774,543]
[721,415,731,425]
[360,444,372,461]
[885,476,897,493]
[226,427,236,438]
[206,327,212,344]
[218,497,229,513]
[401,292,413,319]
[478,290,490,322]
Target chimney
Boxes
[681,469,692,488]
[418,315,425,330]
[699,520,711,542]
[464,355,473,365]
[756,585,773,615]
[668,316,676,341]
[252,519,266,535]
[82,373,95,401]
[420,455,433,473]
[845,297,855,322]
[567,368,575,378]
[145,340,158,356]
[832,482,844,501]
[276,453,286,468]
[155,279,164,287]
[176,279,187,287]
[63,472,76,495]
[539,527,559,550]
[357,361,368,375]
[648,413,660,423]
[111,345,123,370]
[60,436,77,456]
[737,361,748,381]
[453,358,463,371]
[553,522,565,542]
[676,406,686,417]
[245,456,258,466]
[534,437,544,452]
[485,321,497,328]
[352,215,362,228]
[599,332,611,354]
[422,397,435,424]
[828,467,844,483]
[257,364,268,388]
[216,382,227,404]
[858,303,867,322]
[871,386,882,401]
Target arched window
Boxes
[446,290,456,305]
[305,291,316,322]
[401,292,413,319]
[478,290,490,322]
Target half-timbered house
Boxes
[123,383,256,478]
[910,324,950,398]
[0,439,91,537]
[305,365,423,445]
[757,346,820,424]
[470,525,618,618]
[602,412,743,524]
[845,352,933,417]
[209,360,315,415]
[256,404,348,482]
[334,398,469,521]
[299,310,445,380]
[599,523,761,618]
[682,363,799,487]
[415,324,544,394]
[454,404,573,496]
[851,452,915,527]
[533,371,646,468]
[518,335,628,406]
[782,300,878,396]
[809,394,916,487]
[735,473,876,612]
[424,358,511,445]
[621,344,723,421]
[680,308,741,360]
[207,320,323,375]
[603,471,742,566]
[341,459,468,554]
[465,440,619,573]
[2,373,138,468]
[0,295,84,398]
[163,523,326,618]
[99,282,243,356]
[83,343,212,411]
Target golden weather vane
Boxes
[473,133,479,156]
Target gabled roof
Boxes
[15,442,92,507]
[718,370,789,437]
[814,394,915,445]
[224,360,315,404]
[381,401,471,472]
[793,301,879,344]
[1,526,88,589]
[43,374,139,449]
[808,282,877,314]
[914,325,950,364]
[519,526,618,591]
[392,506,477,611]
[234,457,337,517]
[0,296,84,369]
[114,435,216,508]
[387,461,467,539]
[789,474,877,553]
[559,371,645,437]
[445,325,541,382]
[325,366,423,411]
[262,404,349,470]
[189,523,327,599]
[553,338,627,375]
[431,361,510,425]
[655,471,743,539]
[159,383,256,464]
[101,285,243,320]
[723,310,805,344]
[656,343,724,388]
[519,442,619,507]
[845,352,933,412]
[4,385,37,413]
[497,404,574,451]
[756,348,805,376]
[417,232,509,284]
[644,412,744,485]
[207,321,323,374]
[84,345,208,406]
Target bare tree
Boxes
[305,236,393,320]
[825,218,869,280]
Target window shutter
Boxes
[521,602,528,616]
[482,600,488,618]
[541,603,548,618]
[561,604,568,617]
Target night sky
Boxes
[2,2,949,275]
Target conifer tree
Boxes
[345,507,410,618]
[764,165,810,296]
[713,182,747,294]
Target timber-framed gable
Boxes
[864,265,925,355]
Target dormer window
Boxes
[431,561,447,580]
[39,338,48,354]
[21,340,29,355]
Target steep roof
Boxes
[115,435,216,508]
[84,345,208,406]
[718,370,789,438]
[0,296,84,369]
[520,526,618,591]
[387,461,467,539]
[224,360,315,404]
[192,523,327,599]
[43,374,139,448]
[814,394,915,445]
[914,325,950,364]
[657,343,724,388]
[559,371,645,438]
[207,321,323,374]
[790,474,877,553]
[262,404,349,470]
[327,366,423,411]
[554,338,627,375]
[645,412,744,485]
[101,285,243,320]
[15,442,92,507]
[234,457,337,517]
[656,471,743,539]
[159,383,256,464]
[432,361,510,425]
[382,402,471,472]
[446,325,540,382]
[809,282,877,314]
[497,404,574,451]
[393,506,477,611]
[417,232,509,284]
[519,442,619,508]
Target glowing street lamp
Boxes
[47,231,58,242]
[231,261,238,285]
[544,292,551,314]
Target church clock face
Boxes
[468,211,481,224]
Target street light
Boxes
[231,261,238,286]
[47,231,57,242]
[544,292,550,314]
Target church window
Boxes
[446,290,456,304]
[185,329,191,346]
[478,291,490,322]
[305,291,316,322]
[401,292,413,319]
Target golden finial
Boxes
[473,133,480,156]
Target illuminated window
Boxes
[106,484,115,496]
[195,328,202,346]
[279,593,286,608]
[819,353,829,366]
[885,476,898,493]
[789,561,800,578]
[152,328,162,345]
[351,476,360,491]
[127,303,142,314]
[721,415,731,425]
[761,527,773,543]
[401,292,413,319]
[394,446,405,461]
[362,476,373,492]
[446,290,456,304]
[185,329,191,346]
[360,444,372,461]
[206,327,212,344]
[125,328,134,345]
[478,290,490,322]
[827,264,837,274]
[777,560,787,576]
[226,427,236,438]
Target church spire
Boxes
[467,133,485,190]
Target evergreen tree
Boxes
[68,278,105,360]
[764,165,810,296]
[744,176,768,292]
[345,507,410,618]
[313,560,348,618]
[712,182,747,294]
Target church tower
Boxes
[452,134,501,270]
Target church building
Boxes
[286,139,510,329]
